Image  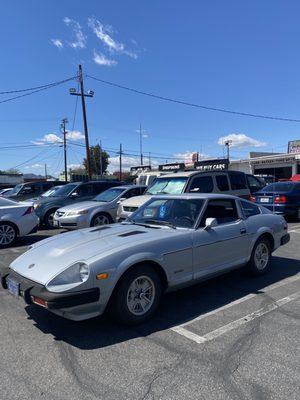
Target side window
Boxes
[200,199,239,226]
[21,184,35,194]
[189,176,214,193]
[240,200,261,218]
[77,184,93,196]
[125,188,141,198]
[216,175,230,191]
[229,173,247,190]
[247,175,263,193]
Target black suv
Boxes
[6,181,63,201]
[33,180,124,228]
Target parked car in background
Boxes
[290,174,300,182]
[254,175,277,185]
[53,185,147,229]
[6,181,62,202]
[34,180,124,228]
[117,170,255,221]
[246,174,265,193]
[0,188,13,197]
[0,193,289,324]
[252,181,300,220]
[0,197,39,247]
[135,171,168,186]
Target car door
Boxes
[192,198,249,279]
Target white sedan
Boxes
[0,197,39,247]
[0,194,289,324]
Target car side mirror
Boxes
[204,218,218,230]
[70,192,79,198]
[117,197,126,205]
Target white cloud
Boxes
[24,164,44,169]
[51,39,63,48]
[68,163,82,170]
[217,134,266,148]
[33,131,84,145]
[173,151,210,163]
[93,51,117,67]
[88,17,137,59]
[63,17,86,49]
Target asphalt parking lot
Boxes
[0,224,299,400]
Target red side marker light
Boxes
[31,296,48,308]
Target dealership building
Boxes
[230,141,300,179]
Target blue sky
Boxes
[1,0,300,176]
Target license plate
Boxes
[53,220,59,227]
[7,278,20,298]
[260,198,270,203]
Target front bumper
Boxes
[53,214,90,230]
[0,267,100,310]
[280,233,290,246]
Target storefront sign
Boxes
[194,158,229,172]
[252,156,295,166]
[158,163,185,172]
[288,140,300,154]
[130,165,152,173]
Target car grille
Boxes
[123,206,138,212]
[56,211,65,218]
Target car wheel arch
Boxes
[253,230,274,252]
[90,211,113,225]
[0,220,19,236]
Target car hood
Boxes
[9,223,181,285]
[122,194,152,208]
[58,201,107,213]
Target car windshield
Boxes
[261,182,294,192]
[8,184,23,195]
[41,187,62,197]
[48,183,78,197]
[130,198,204,229]
[146,177,188,195]
[94,187,125,202]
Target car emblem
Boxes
[28,264,35,269]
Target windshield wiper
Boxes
[144,219,177,229]
[124,218,159,229]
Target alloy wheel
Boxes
[254,242,269,270]
[126,276,156,316]
[0,224,16,246]
[93,214,110,226]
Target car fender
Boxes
[250,226,275,253]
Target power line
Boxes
[87,74,300,123]
[0,76,77,95]
[10,145,58,169]
[0,76,77,105]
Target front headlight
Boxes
[46,262,90,292]
[67,210,89,216]
[34,203,40,209]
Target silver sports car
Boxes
[0,194,289,325]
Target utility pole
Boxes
[60,118,68,182]
[44,164,48,180]
[119,143,123,181]
[69,65,94,180]
[139,123,143,165]
[99,140,103,177]
[224,140,232,161]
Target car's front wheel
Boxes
[109,265,162,325]
[91,213,112,227]
[44,209,58,229]
[247,237,271,276]
[0,222,17,247]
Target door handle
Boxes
[240,228,247,234]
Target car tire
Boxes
[0,222,17,247]
[247,237,272,276]
[44,209,58,229]
[90,213,112,227]
[109,265,162,325]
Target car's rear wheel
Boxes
[109,265,162,325]
[0,222,17,247]
[91,213,112,227]
[247,237,271,276]
[44,209,57,229]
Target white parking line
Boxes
[172,273,300,329]
[172,291,300,344]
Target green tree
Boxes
[83,144,110,175]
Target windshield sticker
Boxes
[159,204,167,218]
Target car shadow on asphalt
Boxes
[25,255,300,350]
